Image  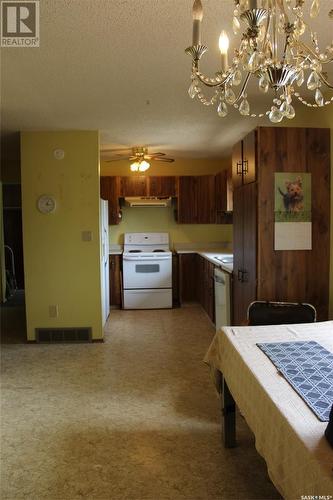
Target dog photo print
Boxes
[274,172,312,250]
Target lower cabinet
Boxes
[178,253,198,302]
[197,256,215,323]
[178,253,215,323]
[109,255,122,307]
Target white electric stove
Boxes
[123,233,172,309]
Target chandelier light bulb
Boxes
[219,31,229,55]
[192,0,203,21]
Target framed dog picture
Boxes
[274,172,312,250]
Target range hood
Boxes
[124,197,172,208]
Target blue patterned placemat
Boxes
[257,341,333,421]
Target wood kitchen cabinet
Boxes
[197,255,215,322]
[215,167,233,223]
[148,176,177,197]
[232,127,330,324]
[120,176,148,197]
[178,253,198,302]
[178,253,215,323]
[232,130,256,188]
[232,183,257,326]
[197,175,216,223]
[177,175,216,224]
[109,255,122,307]
[119,176,177,197]
[100,176,121,225]
[172,253,180,306]
[177,176,197,223]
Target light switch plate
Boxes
[82,231,93,242]
[49,305,59,318]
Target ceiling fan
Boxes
[101,146,175,172]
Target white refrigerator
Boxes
[100,200,110,326]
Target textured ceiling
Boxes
[1,0,332,158]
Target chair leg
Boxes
[221,377,236,448]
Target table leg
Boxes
[221,377,236,448]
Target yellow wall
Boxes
[21,131,103,340]
[101,157,233,247]
[110,205,233,247]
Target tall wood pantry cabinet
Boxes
[232,127,330,324]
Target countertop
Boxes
[173,243,233,274]
[108,242,233,273]
[109,245,123,255]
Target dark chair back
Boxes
[247,301,316,326]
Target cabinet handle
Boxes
[242,159,249,175]
[237,269,249,283]
[236,161,242,176]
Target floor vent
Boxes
[35,328,92,343]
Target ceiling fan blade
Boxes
[101,147,132,153]
[150,152,166,157]
[105,158,127,162]
[153,157,175,163]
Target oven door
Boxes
[123,256,172,289]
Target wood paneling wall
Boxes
[257,127,330,320]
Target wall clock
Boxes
[37,195,56,214]
[53,149,65,160]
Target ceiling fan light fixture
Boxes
[130,161,140,172]
[138,160,150,172]
[104,146,175,167]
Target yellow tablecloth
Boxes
[204,321,333,499]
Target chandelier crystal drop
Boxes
[185,0,333,122]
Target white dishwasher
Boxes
[214,268,231,331]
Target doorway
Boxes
[1,183,26,343]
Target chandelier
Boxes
[186,0,333,122]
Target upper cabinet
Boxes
[232,130,257,188]
[119,176,176,197]
[120,176,148,197]
[101,172,232,225]
[148,176,177,197]
[100,176,121,225]
[177,176,197,223]
[177,175,216,224]
[197,175,216,223]
[215,167,233,223]
[242,130,256,185]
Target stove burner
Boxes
[153,249,166,252]
[129,250,142,253]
